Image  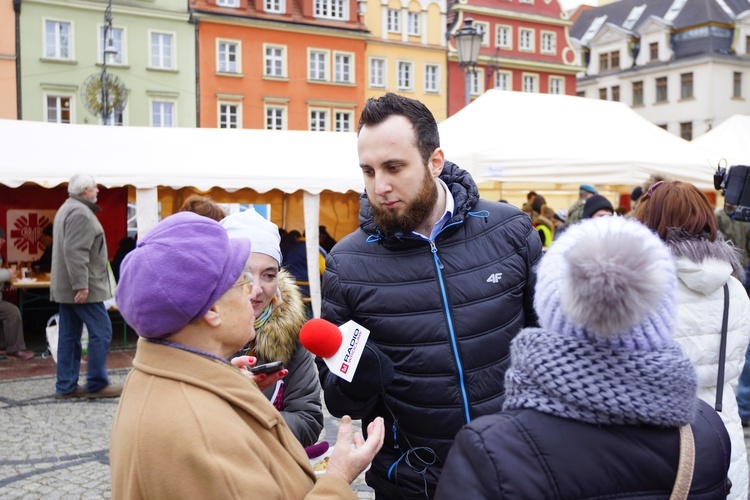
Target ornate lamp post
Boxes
[454,17,483,107]
[101,0,118,125]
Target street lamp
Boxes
[101,0,118,125]
[454,17,483,107]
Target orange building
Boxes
[0,0,18,119]
[192,0,368,131]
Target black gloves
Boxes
[338,342,394,399]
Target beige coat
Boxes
[110,338,354,500]
[50,194,111,303]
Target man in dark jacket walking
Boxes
[317,93,542,498]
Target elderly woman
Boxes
[221,208,324,447]
[436,217,730,499]
[635,180,750,499]
[110,212,383,498]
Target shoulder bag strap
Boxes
[715,283,730,412]
[670,424,695,500]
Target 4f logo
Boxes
[486,272,503,283]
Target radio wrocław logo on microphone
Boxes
[327,320,369,382]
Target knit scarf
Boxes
[503,328,698,427]
[254,303,275,330]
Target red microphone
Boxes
[300,318,342,358]
[300,318,371,382]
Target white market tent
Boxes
[692,114,750,168]
[438,90,717,190]
[0,118,364,317]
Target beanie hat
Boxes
[221,208,281,266]
[534,216,676,351]
[553,209,568,223]
[116,211,251,339]
[631,186,643,202]
[582,194,614,219]
[580,184,598,195]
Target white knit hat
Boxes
[534,217,677,351]
[220,208,281,266]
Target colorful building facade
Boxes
[18,0,196,127]
[191,0,368,130]
[447,0,580,116]
[1,0,18,119]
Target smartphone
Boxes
[249,361,284,375]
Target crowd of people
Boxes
[2,92,750,499]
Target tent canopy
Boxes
[692,114,750,169]
[438,90,717,190]
[0,119,363,194]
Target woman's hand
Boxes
[325,416,385,485]
[230,355,288,391]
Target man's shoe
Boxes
[86,384,123,399]
[54,387,86,399]
[6,350,34,360]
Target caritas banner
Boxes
[6,210,56,263]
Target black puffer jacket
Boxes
[435,399,731,499]
[318,162,543,498]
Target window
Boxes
[408,12,420,36]
[150,32,174,69]
[424,64,439,92]
[496,71,511,90]
[541,32,556,54]
[151,101,174,127]
[576,90,585,97]
[387,9,400,32]
[680,121,692,140]
[218,41,239,73]
[649,42,658,61]
[632,80,643,105]
[310,109,328,131]
[656,76,667,102]
[314,0,346,19]
[219,103,240,128]
[334,52,353,83]
[496,26,511,49]
[265,0,284,13]
[747,35,750,55]
[265,105,286,130]
[309,50,328,81]
[680,72,693,99]
[610,50,620,69]
[45,20,71,59]
[99,27,124,64]
[549,77,564,95]
[397,61,413,90]
[217,0,239,6]
[334,110,353,132]
[520,29,534,51]
[102,108,124,126]
[470,68,484,96]
[657,124,668,130]
[264,45,286,77]
[734,72,742,98]
[599,52,608,71]
[474,22,490,46]
[611,85,620,102]
[369,57,385,88]
[599,87,607,100]
[523,74,538,93]
[46,95,71,123]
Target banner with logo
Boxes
[6,210,56,263]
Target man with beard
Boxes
[317,93,543,499]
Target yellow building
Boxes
[0,0,18,119]
[362,0,448,121]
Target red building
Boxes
[447,0,580,116]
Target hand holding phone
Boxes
[249,361,284,375]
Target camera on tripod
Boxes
[714,164,750,222]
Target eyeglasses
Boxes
[231,271,254,292]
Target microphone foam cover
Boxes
[300,318,342,358]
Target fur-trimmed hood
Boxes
[245,270,307,365]
[665,229,745,284]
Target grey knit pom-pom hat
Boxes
[534,217,677,351]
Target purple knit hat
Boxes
[116,211,251,339]
[533,217,677,351]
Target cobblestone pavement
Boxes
[0,368,373,499]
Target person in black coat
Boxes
[436,217,731,500]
